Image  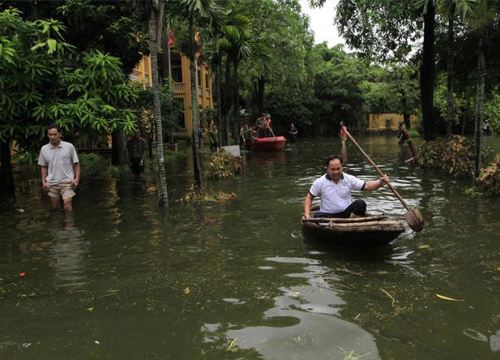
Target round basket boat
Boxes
[302,212,405,247]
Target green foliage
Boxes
[79,153,109,177]
[0,8,141,153]
[203,149,242,179]
[477,154,500,196]
[484,91,500,134]
[79,153,131,178]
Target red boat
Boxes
[250,136,287,151]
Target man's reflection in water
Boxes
[50,213,88,288]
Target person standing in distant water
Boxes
[209,123,219,151]
[38,124,80,211]
[482,120,492,136]
[127,128,147,178]
[288,123,298,142]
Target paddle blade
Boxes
[404,208,424,232]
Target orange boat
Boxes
[250,136,287,151]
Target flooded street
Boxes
[1,136,499,359]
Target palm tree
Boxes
[178,0,223,187]
[148,0,169,205]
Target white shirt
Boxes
[309,173,365,214]
[38,141,79,185]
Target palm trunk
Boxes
[462,93,471,136]
[446,7,455,139]
[189,20,202,187]
[420,1,435,141]
[474,34,485,179]
[224,58,232,145]
[215,59,223,147]
[232,61,240,141]
[149,1,168,206]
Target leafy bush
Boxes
[484,92,500,134]
[203,149,243,179]
[418,136,490,178]
[477,154,500,196]
[79,153,109,177]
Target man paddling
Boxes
[303,155,389,219]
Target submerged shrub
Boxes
[181,185,237,203]
[203,149,243,179]
[79,153,109,177]
[477,154,500,196]
[418,136,490,179]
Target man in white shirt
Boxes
[303,155,389,218]
[38,125,80,211]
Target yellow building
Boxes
[130,52,214,135]
[368,113,419,131]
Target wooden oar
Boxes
[341,125,424,232]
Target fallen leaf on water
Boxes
[94,340,100,345]
[86,307,94,312]
[184,287,191,295]
[227,338,238,352]
[418,245,430,249]
[436,293,464,302]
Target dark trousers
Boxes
[313,199,367,218]
[130,157,144,175]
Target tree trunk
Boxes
[0,140,14,193]
[149,0,168,206]
[224,58,232,145]
[216,60,223,147]
[111,131,128,165]
[462,94,471,136]
[232,61,240,141]
[189,20,202,187]
[255,76,265,116]
[403,113,411,129]
[420,1,435,141]
[446,8,455,139]
[474,35,485,180]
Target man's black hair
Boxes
[325,154,343,167]
[47,124,61,133]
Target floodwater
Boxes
[0,136,499,359]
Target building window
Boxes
[171,52,182,82]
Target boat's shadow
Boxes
[302,231,396,262]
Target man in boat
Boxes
[303,155,389,219]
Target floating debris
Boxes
[436,293,464,302]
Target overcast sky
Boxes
[299,0,343,47]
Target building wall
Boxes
[131,53,213,136]
[129,56,153,86]
[368,113,419,130]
